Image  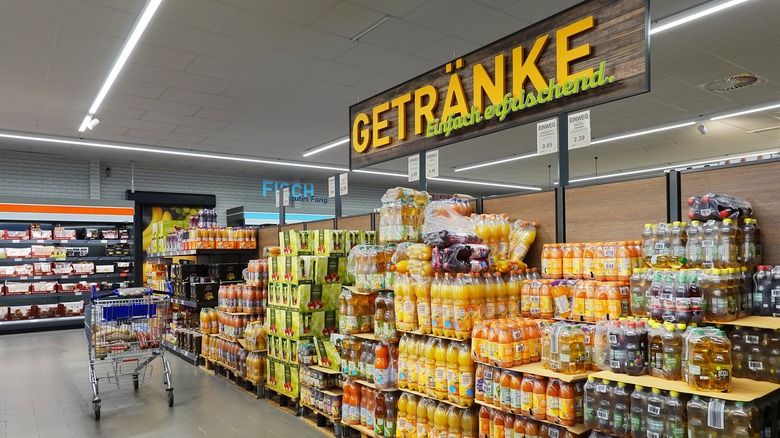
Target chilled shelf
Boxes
[0,239,132,245]
[1,272,131,282]
[162,339,199,365]
[0,256,131,264]
[474,399,591,434]
[146,249,257,258]
[475,360,593,383]
[590,370,780,402]
[0,291,94,305]
[0,315,84,328]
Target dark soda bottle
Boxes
[624,321,645,376]
[649,270,664,321]
[688,271,703,325]
[753,266,771,316]
[673,270,690,324]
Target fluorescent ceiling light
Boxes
[454,152,537,172]
[746,125,780,134]
[0,131,349,172]
[710,102,780,121]
[78,0,162,131]
[590,121,696,145]
[569,149,777,183]
[353,169,408,178]
[429,177,541,191]
[650,0,750,35]
[302,136,349,157]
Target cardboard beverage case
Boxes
[279,230,313,255]
[313,230,346,256]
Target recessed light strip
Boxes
[302,136,349,157]
[429,177,541,191]
[710,102,780,121]
[590,121,696,145]
[569,149,778,183]
[78,0,162,131]
[650,0,750,35]
[454,152,537,172]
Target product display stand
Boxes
[300,363,344,436]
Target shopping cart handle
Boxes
[160,282,174,296]
[90,286,116,301]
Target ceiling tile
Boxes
[173,126,249,142]
[0,35,55,67]
[407,0,527,46]
[264,47,374,86]
[0,57,49,82]
[125,128,204,143]
[414,36,481,64]
[111,79,167,99]
[157,0,238,33]
[140,111,229,130]
[185,56,256,84]
[100,116,177,133]
[56,26,123,57]
[159,88,252,112]
[193,107,253,123]
[358,18,447,55]
[219,0,338,26]
[335,45,438,82]
[311,1,386,39]
[0,0,139,37]
[123,63,232,95]
[132,43,196,72]
[0,11,58,47]
[0,110,37,126]
[223,10,352,60]
[347,0,426,18]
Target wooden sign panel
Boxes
[349,0,649,169]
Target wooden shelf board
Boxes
[475,360,593,383]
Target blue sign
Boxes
[261,180,315,198]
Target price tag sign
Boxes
[568,110,591,150]
[426,150,439,178]
[339,173,348,196]
[408,155,420,182]
[537,118,558,156]
[282,187,290,207]
[275,190,280,208]
[328,176,336,198]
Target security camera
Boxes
[697,124,707,135]
[87,117,100,130]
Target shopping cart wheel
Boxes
[167,389,174,407]
[132,374,139,390]
[93,401,101,421]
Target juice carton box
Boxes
[278,256,318,284]
[269,257,282,282]
[313,230,346,256]
[287,283,341,312]
[312,256,348,285]
[279,230,313,255]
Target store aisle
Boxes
[0,329,324,438]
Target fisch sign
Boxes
[349,0,649,169]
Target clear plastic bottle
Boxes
[648,323,664,378]
[718,219,739,268]
[687,270,704,326]
[686,395,709,438]
[665,391,687,438]
[630,385,648,438]
[609,320,626,374]
[612,381,631,437]
[661,269,677,323]
[673,270,690,324]
[669,221,688,269]
[641,224,656,268]
[753,266,771,316]
[686,221,703,269]
[710,330,732,392]
[653,224,671,268]
[701,220,720,269]
[629,268,647,317]
[770,266,780,317]
[623,321,644,376]
[645,388,665,438]
[649,270,664,321]
[595,379,613,435]
[583,376,598,430]
[661,323,682,381]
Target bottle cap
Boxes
[617,382,626,387]
[670,391,680,397]
[602,379,611,384]
[635,385,644,390]
[652,388,661,394]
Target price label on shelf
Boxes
[60,240,68,244]
[568,110,591,150]
[120,239,127,244]
[75,292,82,296]
[425,150,439,178]
[537,118,558,156]
[11,240,20,243]
[62,275,69,279]
[35,240,44,243]
[19,276,28,280]
[328,176,335,198]
[33,276,40,280]
[408,155,420,182]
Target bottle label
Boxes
[688,364,702,375]
[596,384,607,393]
[648,404,661,415]
[749,361,764,371]
[701,239,714,247]
[707,399,725,430]
[745,335,760,344]
[596,409,609,420]
[521,391,532,410]
[511,388,522,408]
[631,414,641,432]
[647,432,661,438]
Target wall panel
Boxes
[338,214,372,231]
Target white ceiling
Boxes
[0,0,778,196]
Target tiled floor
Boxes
[0,329,327,438]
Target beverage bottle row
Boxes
[343,381,378,427]
[602,319,650,376]
[218,312,264,340]
[374,290,398,343]
[542,241,641,281]
[584,378,687,438]
[631,267,751,324]
[687,395,762,438]
[684,328,733,392]
[568,280,630,322]
[378,189,429,244]
[642,218,762,270]
[206,337,246,372]
[217,284,266,314]
[244,351,264,382]
[396,393,476,438]
[478,403,580,438]
[473,214,511,262]
[352,244,396,292]
[475,363,584,427]
[340,337,400,391]
[245,259,269,287]
[396,270,530,339]
[338,288,375,334]
[471,318,542,368]
[752,265,780,316]
[300,385,342,418]
[727,326,780,383]
[540,323,588,374]
[199,307,219,334]
[397,334,475,406]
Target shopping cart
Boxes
[84,287,174,420]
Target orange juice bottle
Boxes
[511,321,526,366]
[558,381,576,426]
[520,374,534,416]
[425,337,437,397]
[506,271,520,318]
[593,243,606,281]
[434,403,448,438]
[606,283,622,320]
[461,405,478,438]
[604,242,619,282]
[529,279,541,318]
[397,393,409,435]
[617,241,633,282]
[550,244,563,279]
[457,342,474,405]
[447,342,460,403]
[398,334,409,390]
[434,338,448,399]
[396,274,408,331]
[425,399,437,438]
[539,281,554,319]
[582,243,596,280]
[562,243,573,279]
[493,410,506,438]
[417,397,430,438]
[541,244,552,279]
[453,273,472,340]
[500,370,512,411]
[447,405,462,438]
[408,336,420,392]
[442,274,455,338]
[416,276,432,335]
[406,392,418,438]
[593,283,609,321]
[551,282,572,319]
[528,321,541,362]
[532,376,547,420]
[483,273,497,321]
[405,278,419,333]
[487,323,500,366]
[514,417,526,438]
[471,320,486,363]
[418,339,428,390]
[431,273,444,336]
[546,378,560,423]
[572,243,584,279]
[478,406,491,438]
[572,282,586,321]
[494,273,508,319]
[510,372,523,414]
[520,278,532,317]
[469,273,484,324]
[584,281,597,322]
[497,321,514,368]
